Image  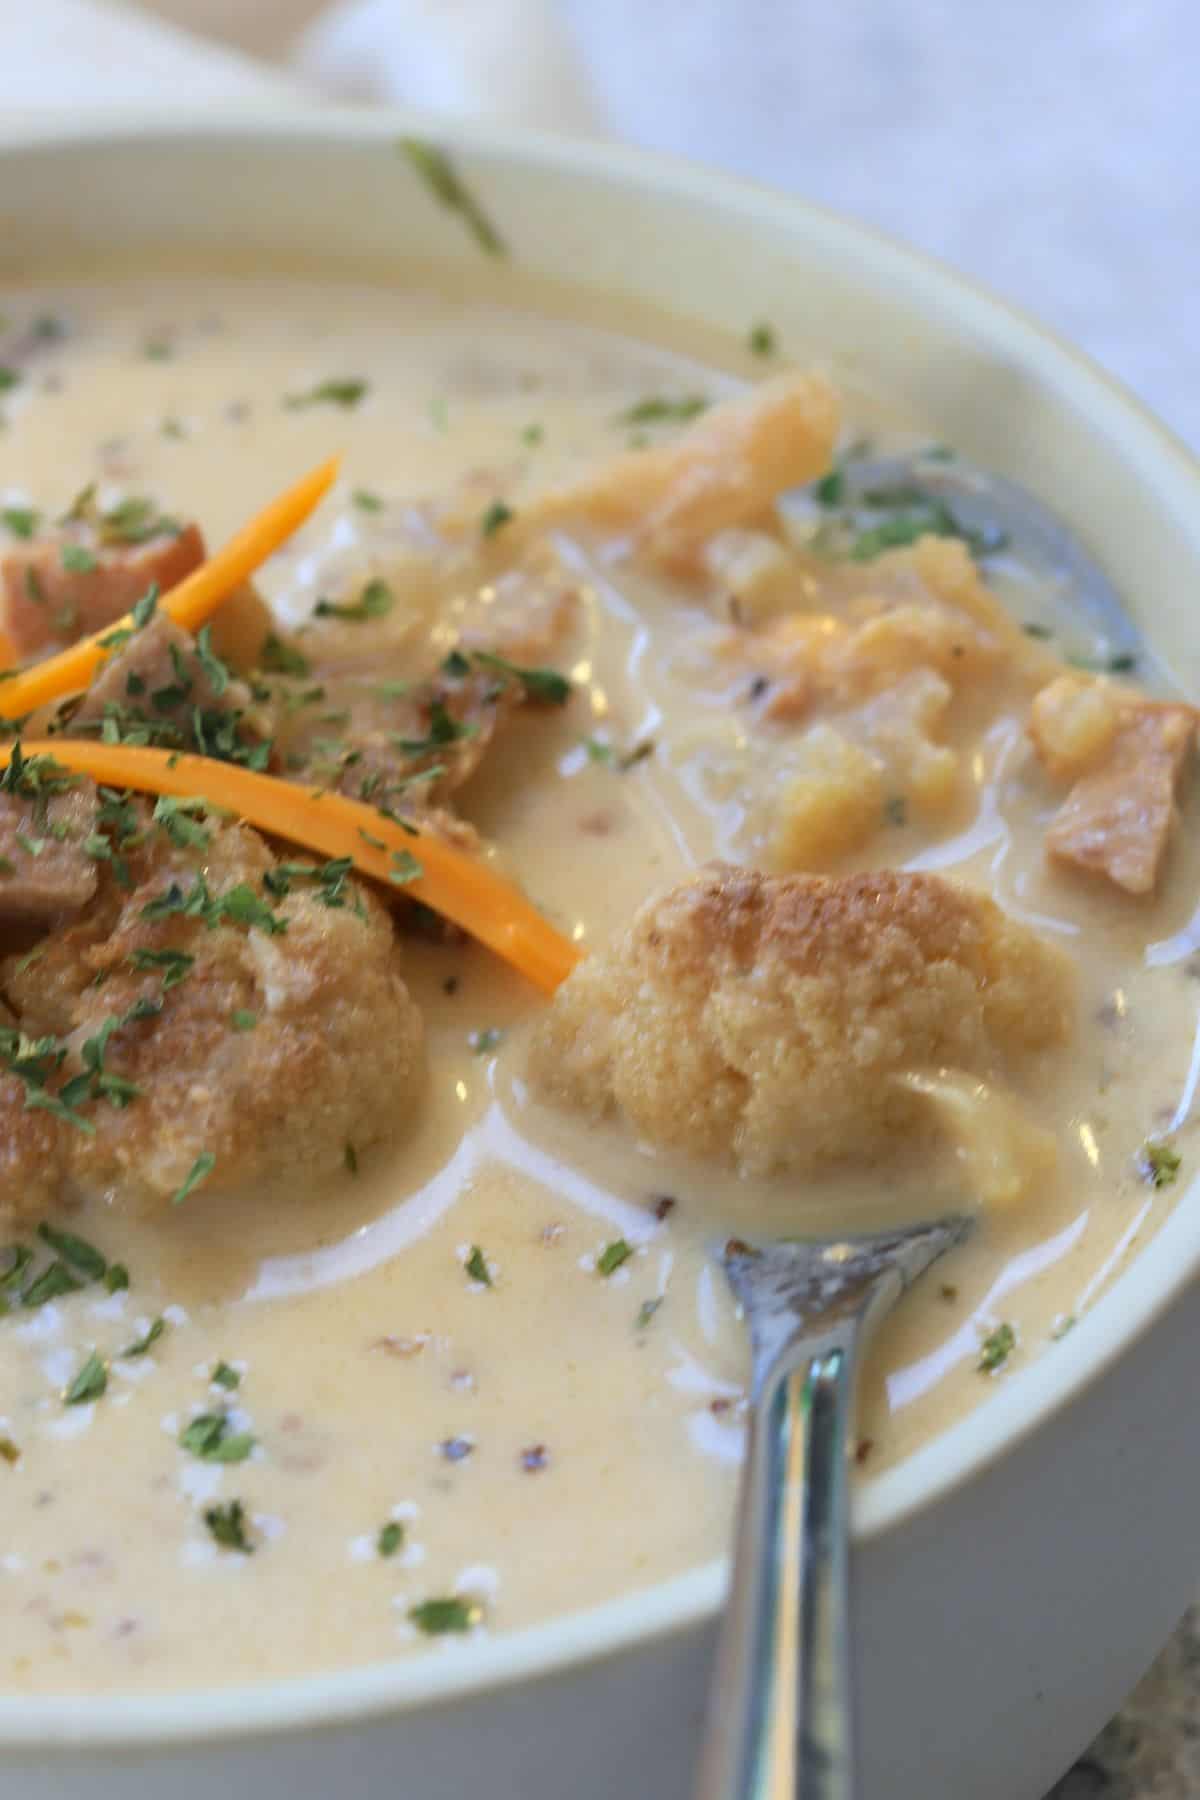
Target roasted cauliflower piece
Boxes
[0,806,423,1222]
[527,864,1073,1176]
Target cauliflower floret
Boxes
[527,864,1073,1176]
[765,724,885,869]
[0,811,423,1221]
[1029,674,1122,780]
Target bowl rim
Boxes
[2,99,1200,1751]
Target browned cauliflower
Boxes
[526,864,1073,1175]
[0,802,423,1222]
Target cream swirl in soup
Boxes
[0,269,1196,1695]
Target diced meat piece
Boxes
[1045,702,1196,894]
[1028,674,1121,780]
[0,776,100,924]
[1,521,204,657]
[65,612,261,759]
[0,808,424,1222]
[528,864,1073,1177]
[507,370,840,571]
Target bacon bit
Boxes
[1045,702,1196,894]
[520,1444,549,1472]
[652,1194,677,1222]
[373,1334,431,1359]
[855,1438,875,1466]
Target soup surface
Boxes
[0,269,1196,1696]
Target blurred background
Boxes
[114,0,1199,450]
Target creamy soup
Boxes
[0,268,1196,1697]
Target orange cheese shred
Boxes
[0,456,340,720]
[0,741,582,996]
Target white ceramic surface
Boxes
[1,107,1199,1800]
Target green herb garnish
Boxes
[469,1028,504,1055]
[387,849,423,886]
[212,1362,241,1390]
[465,1245,492,1287]
[204,1498,254,1553]
[2,506,38,539]
[314,578,394,622]
[408,1596,480,1635]
[398,138,506,257]
[260,633,311,678]
[598,1239,634,1277]
[35,1222,106,1280]
[352,488,384,512]
[64,1351,107,1406]
[748,323,776,357]
[635,1296,663,1330]
[120,1316,165,1358]
[60,544,98,574]
[231,1009,257,1032]
[285,379,367,411]
[977,1323,1016,1373]
[378,1521,404,1558]
[179,1412,255,1463]
[171,1151,216,1207]
[616,395,708,428]
[480,500,514,539]
[473,649,570,705]
[1142,1140,1181,1188]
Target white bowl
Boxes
[3,106,1200,1800]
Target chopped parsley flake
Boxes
[598,1239,634,1278]
[521,423,544,446]
[171,1151,216,1207]
[0,366,19,392]
[260,633,311,678]
[35,1222,106,1279]
[398,138,506,258]
[204,1499,253,1553]
[60,543,98,574]
[285,379,367,411]
[1142,1140,1181,1188]
[120,1316,165,1358]
[179,1412,255,1463]
[20,1260,82,1308]
[635,1296,663,1330]
[480,500,514,538]
[464,1245,492,1287]
[352,488,384,512]
[212,1362,241,1390]
[314,578,394,622]
[977,1322,1016,1373]
[748,323,776,357]
[2,506,38,539]
[617,395,708,427]
[0,1437,19,1465]
[408,1596,480,1635]
[473,649,570,706]
[378,1521,404,1558]
[64,1351,107,1406]
[388,849,423,886]
[104,1263,130,1294]
[231,1009,257,1033]
[129,947,195,990]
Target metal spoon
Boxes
[693,1216,970,1800]
[810,447,1143,665]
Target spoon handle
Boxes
[694,1325,857,1800]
